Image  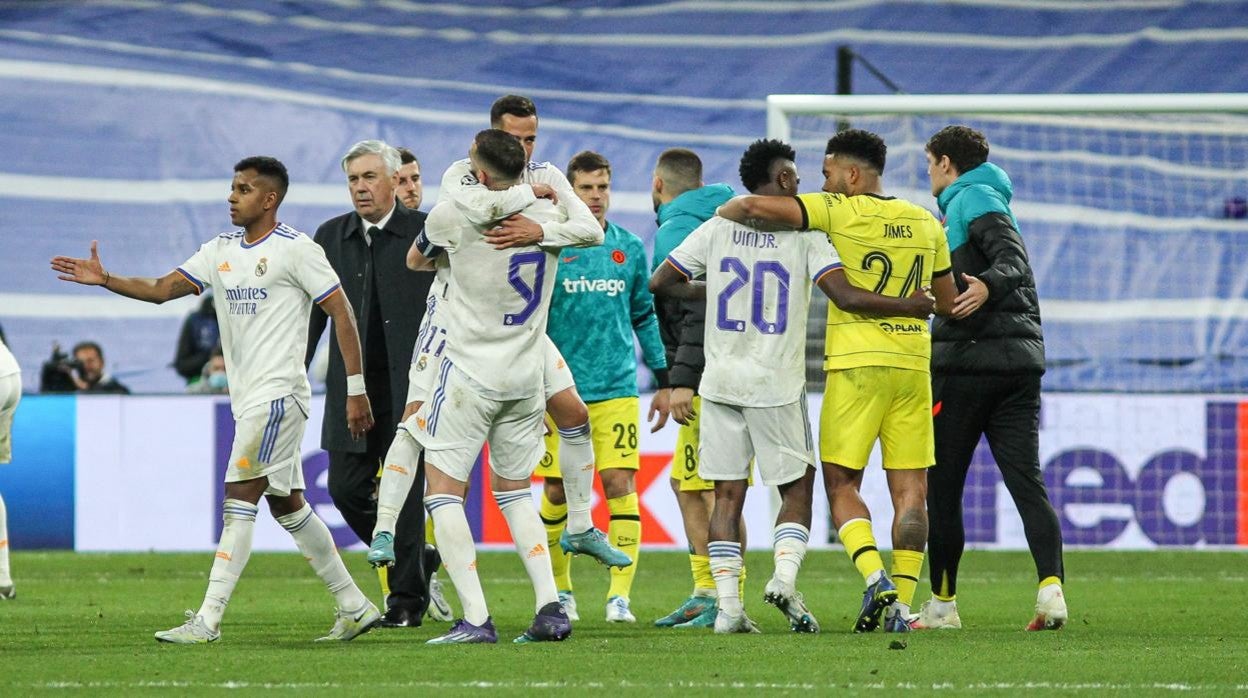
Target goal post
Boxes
[766,93,1248,141]
[768,93,1248,549]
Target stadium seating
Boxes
[1,2,1246,391]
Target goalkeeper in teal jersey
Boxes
[537,151,673,624]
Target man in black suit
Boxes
[307,140,433,628]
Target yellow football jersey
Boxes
[796,192,951,372]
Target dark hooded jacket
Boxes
[931,163,1045,376]
[650,183,735,389]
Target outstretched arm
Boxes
[816,268,933,319]
[51,240,197,304]
[649,259,707,302]
[716,195,805,230]
[318,289,375,440]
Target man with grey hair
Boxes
[307,138,434,629]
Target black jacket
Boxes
[306,201,432,452]
[173,295,220,382]
[931,211,1045,376]
[656,295,705,390]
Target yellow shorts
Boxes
[535,397,642,478]
[820,366,934,471]
[668,397,713,491]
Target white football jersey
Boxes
[419,198,565,401]
[0,335,19,378]
[177,223,341,417]
[667,218,842,407]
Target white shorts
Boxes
[407,291,448,406]
[414,361,545,483]
[698,397,815,486]
[225,396,308,497]
[0,373,20,464]
[542,337,575,401]
[407,308,572,406]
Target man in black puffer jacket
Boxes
[915,126,1067,633]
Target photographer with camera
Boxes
[40,341,130,394]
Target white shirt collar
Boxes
[361,199,397,237]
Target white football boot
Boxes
[154,611,220,644]
[911,598,962,630]
[1027,584,1068,631]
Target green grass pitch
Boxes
[1,550,1245,695]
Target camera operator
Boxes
[40,341,130,394]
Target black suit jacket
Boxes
[307,200,432,452]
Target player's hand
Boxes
[530,184,558,204]
[670,387,696,426]
[485,214,544,249]
[347,394,375,440]
[648,388,672,433]
[950,273,989,320]
[51,240,108,286]
[903,286,936,319]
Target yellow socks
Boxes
[539,493,572,591]
[1039,576,1062,590]
[891,549,924,609]
[690,553,715,594]
[606,493,640,600]
[838,518,885,583]
[738,555,747,598]
[377,565,390,599]
[424,516,437,549]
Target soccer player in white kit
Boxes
[650,139,936,634]
[50,157,381,644]
[368,96,630,606]
[401,130,573,645]
[0,331,20,600]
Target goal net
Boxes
[769,94,1248,549]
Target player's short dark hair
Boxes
[72,340,103,361]
[738,138,796,194]
[234,156,289,204]
[490,95,538,127]
[926,125,989,175]
[566,150,612,184]
[396,147,419,167]
[473,129,527,182]
[825,129,886,174]
[655,148,702,195]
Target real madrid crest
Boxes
[255,257,268,277]
[416,355,428,371]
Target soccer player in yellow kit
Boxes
[718,129,955,633]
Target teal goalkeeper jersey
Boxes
[546,221,667,403]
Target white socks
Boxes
[375,426,421,537]
[426,493,489,626]
[495,489,560,611]
[277,503,368,613]
[772,523,809,589]
[198,498,258,630]
[0,492,11,586]
[557,423,595,535]
[709,540,744,616]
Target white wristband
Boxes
[346,374,366,396]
